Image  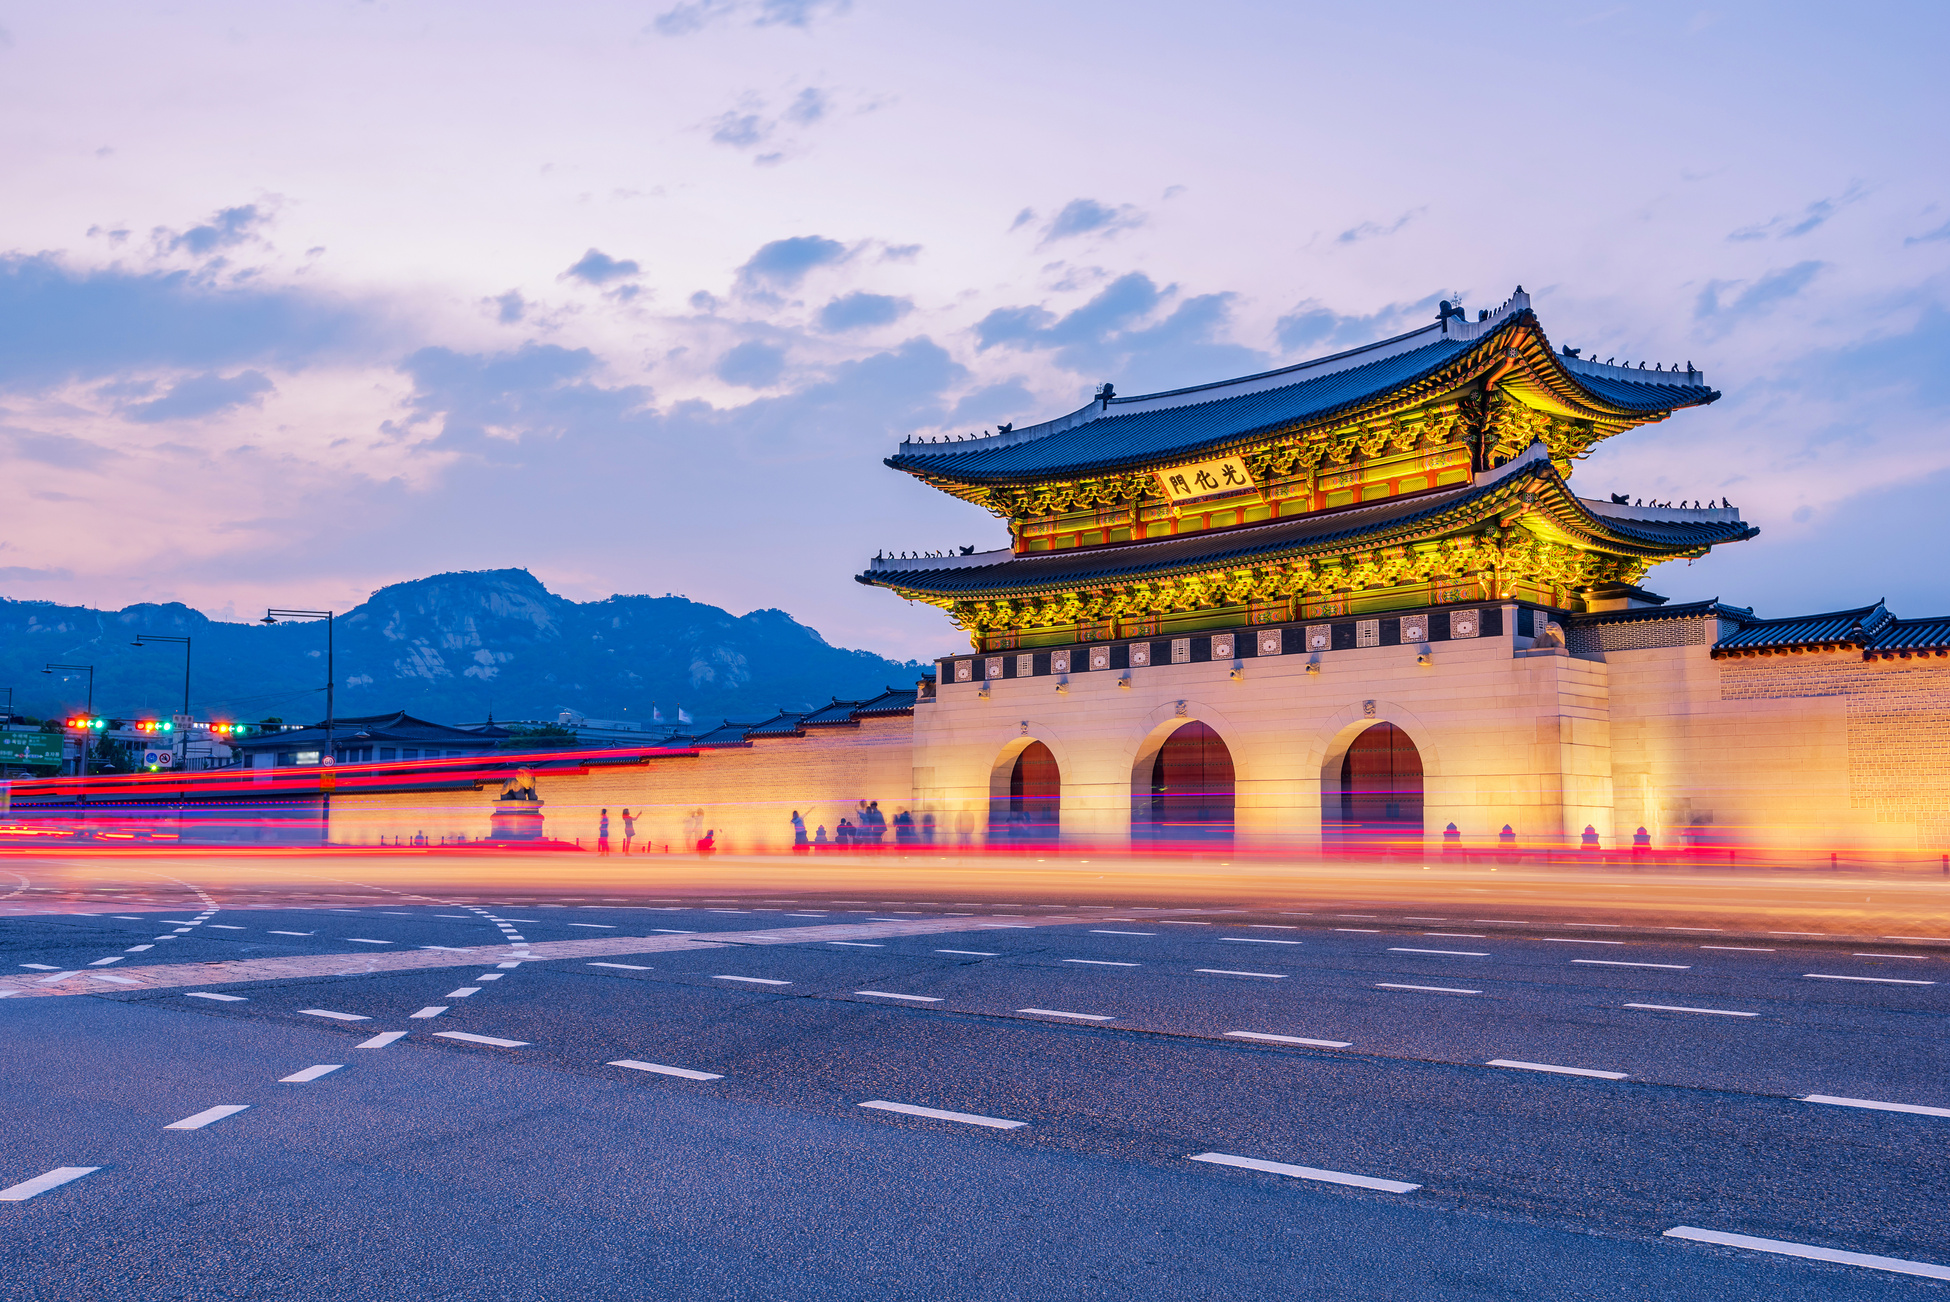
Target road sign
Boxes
[0,732,63,768]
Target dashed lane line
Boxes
[1624,1003,1756,1017]
[1487,1059,1628,1080]
[1017,1008,1114,1021]
[1064,959,1138,967]
[1663,1227,1950,1281]
[1226,1031,1351,1048]
[937,950,999,957]
[1377,983,1480,995]
[856,991,942,1002]
[0,1167,101,1202]
[715,976,791,985]
[357,1031,408,1048]
[279,1065,343,1083]
[589,962,652,971]
[1389,948,1489,957]
[1801,1094,1950,1118]
[859,1100,1025,1130]
[1198,969,1286,979]
[432,1031,527,1048]
[1189,1152,1419,1194]
[1573,960,1691,970]
[410,1007,448,1019]
[1804,973,1935,986]
[609,1059,723,1081]
[1090,930,1155,936]
[299,1009,369,1021]
[184,992,246,1002]
[165,1105,249,1131]
[1220,938,1302,946]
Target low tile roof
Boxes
[1713,602,1892,653]
[1864,616,1950,656]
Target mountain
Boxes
[0,569,924,729]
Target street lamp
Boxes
[260,609,334,764]
[133,633,191,768]
[42,663,95,793]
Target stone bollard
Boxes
[1496,824,1516,864]
[1443,823,1461,854]
[1581,825,1600,853]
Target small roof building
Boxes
[229,712,509,769]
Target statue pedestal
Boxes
[489,802,546,843]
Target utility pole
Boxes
[262,608,335,844]
[133,633,192,769]
[42,662,95,817]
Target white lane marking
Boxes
[589,962,652,970]
[1249,924,1298,930]
[436,915,474,919]
[434,1031,528,1047]
[87,973,140,984]
[569,923,615,929]
[446,988,481,998]
[1190,1152,1419,1193]
[856,990,942,1001]
[343,938,394,945]
[88,957,124,966]
[1333,928,1381,933]
[410,1006,448,1018]
[1702,946,1774,952]
[1805,973,1935,985]
[496,961,523,968]
[209,925,245,930]
[1884,935,1950,942]
[1221,938,1302,945]
[1390,948,1489,957]
[299,1009,369,1021]
[124,945,153,952]
[1663,1226,1950,1280]
[1226,1031,1351,1048]
[714,975,791,985]
[650,929,697,934]
[269,931,313,936]
[357,1031,407,1048]
[1564,923,1623,928]
[279,1064,344,1083]
[1090,930,1155,936]
[1424,933,1486,938]
[1801,1094,1950,1118]
[1542,938,1625,945]
[0,1167,101,1202]
[1377,983,1480,995]
[1853,953,1929,960]
[185,992,246,1002]
[476,973,503,980]
[1198,969,1286,979]
[32,971,78,984]
[165,1104,250,1130]
[785,913,827,917]
[609,1059,723,1081]
[829,942,884,948]
[419,945,470,952]
[20,964,60,971]
[1573,959,1692,970]
[937,950,1000,956]
[1487,1058,1627,1080]
[1017,1007,1114,1021]
[1667,926,1721,932]
[1153,920,1208,925]
[859,1100,1025,1130]
[1625,1003,1756,1017]
[1064,959,1139,967]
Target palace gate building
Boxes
[76,290,1945,855]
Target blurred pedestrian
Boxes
[790,810,809,854]
[620,808,636,856]
[597,808,611,856]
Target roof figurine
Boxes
[861,288,1753,651]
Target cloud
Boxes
[395,343,651,459]
[0,253,375,387]
[715,340,788,388]
[1336,208,1426,244]
[1009,208,1036,232]
[2,432,113,470]
[1275,291,1450,353]
[562,248,641,285]
[817,292,912,332]
[973,272,1266,390]
[0,566,75,584]
[650,0,848,36]
[709,111,769,148]
[735,235,848,296]
[159,204,268,257]
[1693,261,1825,322]
[1040,198,1145,244]
[125,370,275,422]
[1728,185,1866,241]
[783,87,828,125]
[491,291,526,323]
[1906,218,1950,246]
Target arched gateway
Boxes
[1336,722,1424,843]
[992,740,1060,846]
[1137,721,1234,844]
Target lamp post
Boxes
[132,633,191,769]
[262,609,334,846]
[42,663,95,808]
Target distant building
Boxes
[228,712,509,769]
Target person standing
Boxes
[790,810,809,854]
[597,808,611,856]
[620,808,636,856]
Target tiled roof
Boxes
[863,461,1756,601]
[801,698,867,727]
[1566,599,1754,628]
[887,291,1717,485]
[1865,616,1950,655]
[851,687,920,718]
[1714,602,1892,652]
[741,711,808,739]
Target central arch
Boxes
[1334,722,1424,845]
[990,739,1061,848]
[1135,720,1235,845]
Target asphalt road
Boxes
[2,885,1946,1298]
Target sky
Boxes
[1,0,1946,660]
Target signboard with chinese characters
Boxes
[1155,456,1257,506]
[0,732,63,768]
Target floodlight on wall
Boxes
[1305,662,1321,676]
[1417,653,1433,666]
